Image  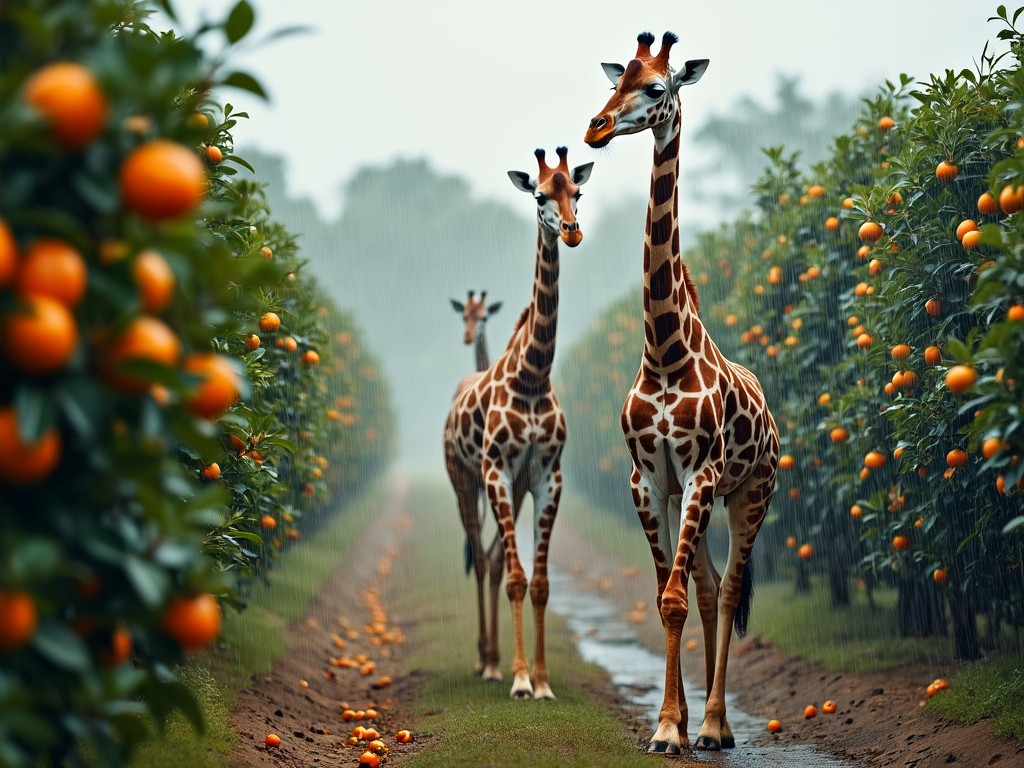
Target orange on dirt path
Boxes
[822,700,837,714]
[120,140,206,222]
[0,406,62,486]
[0,589,38,652]
[16,239,87,306]
[22,61,108,149]
[184,353,242,419]
[133,250,176,313]
[3,294,78,375]
[767,719,782,733]
[104,316,180,392]
[162,593,221,651]
[804,705,818,719]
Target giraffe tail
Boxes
[464,537,473,575]
[734,562,754,638]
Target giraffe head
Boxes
[450,290,502,345]
[584,32,708,148]
[507,147,593,247]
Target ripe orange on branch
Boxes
[864,451,886,470]
[858,221,883,243]
[977,192,998,215]
[3,295,78,374]
[0,406,61,486]
[258,312,281,333]
[892,535,911,551]
[999,184,1024,214]
[955,219,978,241]
[133,250,176,313]
[944,365,976,394]
[184,353,242,419]
[104,316,180,392]
[0,590,37,652]
[935,161,958,183]
[22,61,108,149]
[162,593,221,651]
[120,140,206,222]
[16,239,87,306]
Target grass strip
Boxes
[925,656,1024,741]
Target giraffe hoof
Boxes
[647,741,681,756]
[694,735,721,751]
[721,735,736,749]
[511,689,533,700]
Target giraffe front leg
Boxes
[483,457,531,699]
[528,458,562,700]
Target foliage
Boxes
[0,1,393,765]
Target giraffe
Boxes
[443,146,592,699]
[451,290,503,372]
[584,32,779,753]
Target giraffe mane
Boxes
[681,262,701,314]
[506,306,530,350]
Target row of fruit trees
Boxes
[560,5,1024,662]
[0,2,393,765]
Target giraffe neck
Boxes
[642,103,700,373]
[513,229,560,392]
[474,329,490,372]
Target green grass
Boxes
[393,477,652,767]
[925,657,1024,741]
[129,481,386,768]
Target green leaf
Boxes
[221,71,268,100]
[124,556,170,608]
[1003,515,1024,534]
[224,0,255,44]
[33,622,91,672]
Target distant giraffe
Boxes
[444,147,592,698]
[451,290,503,372]
[584,33,779,753]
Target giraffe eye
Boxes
[535,194,548,206]
[645,83,666,99]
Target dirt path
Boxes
[549,510,1024,768]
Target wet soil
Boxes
[226,479,1024,767]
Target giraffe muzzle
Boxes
[561,222,583,247]
[584,115,615,148]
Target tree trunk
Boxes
[828,563,850,607]
[794,560,810,593]
[948,591,981,661]
[896,579,945,637]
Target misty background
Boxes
[170,0,1000,470]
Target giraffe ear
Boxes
[601,62,625,85]
[672,59,709,89]
[507,170,535,193]
[487,301,503,316]
[450,299,465,313]
[571,162,594,186]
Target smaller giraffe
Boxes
[451,290,503,372]
[444,147,592,699]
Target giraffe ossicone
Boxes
[443,147,592,700]
[584,32,779,755]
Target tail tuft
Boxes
[734,563,754,638]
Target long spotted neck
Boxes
[642,102,699,374]
[513,229,560,393]
[475,331,490,372]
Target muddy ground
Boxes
[226,482,1024,767]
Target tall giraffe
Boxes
[584,33,779,753]
[451,290,503,372]
[444,146,592,699]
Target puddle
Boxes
[548,572,858,767]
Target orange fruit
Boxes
[0,406,61,486]
[864,451,886,470]
[162,593,221,651]
[120,140,206,222]
[856,333,872,349]
[945,365,976,394]
[892,535,910,551]
[901,371,919,389]
[935,161,958,183]
[3,295,78,374]
[16,239,87,306]
[824,216,840,231]
[184,353,241,419]
[282,336,298,353]
[877,116,895,131]
[766,719,782,734]
[807,184,826,197]
[265,733,281,747]
[99,627,133,667]
[856,244,871,259]
[977,192,998,215]
[818,393,831,405]
[260,246,274,260]
[1008,304,1024,321]
[0,590,38,652]
[22,62,107,149]
[961,230,982,250]
[797,543,813,560]
[205,145,222,164]
[830,427,849,443]
[804,705,818,719]
[396,729,414,743]
[258,312,281,333]
[245,334,261,351]
[869,258,884,276]
[779,455,795,470]
[133,250,176,313]
[946,449,968,468]
[202,462,221,480]
[933,568,948,584]
[924,346,942,366]
[850,504,863,518]
[0,218,16,288]
[261,515,276,529]
[999,184,1024,214]
[104,316,180,392]
[858,221,883,243]
[955,219,978,241]
[891,344,911,360]
[301,349,320,365]
[786,536,797,548]
[358,751,380,768]
[933,678,949,691]
[981,437,1006,459]
[925,298,943,317]
[822,700,837,714]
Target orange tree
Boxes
[0,1,393,765]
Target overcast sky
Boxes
[171,0,1001,220]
